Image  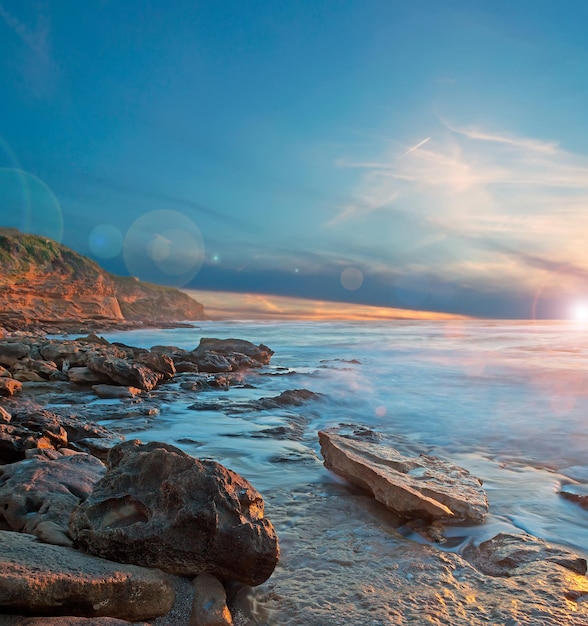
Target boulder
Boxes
[0,449,105,546]
[68,366,107,384]
[318,431,488,523]
[19,618,148,625]
[12,369,45,382]
[0,341,31,367]
[0,405,116,464]
[259,389,323,408]
[191,339,273,368]
[190,574,233,626]
[92,384,143,399]
[462,532,587,577]
[135,351,176,380]
[0,377,22,397]
[87,355,162,391]
[559,483,588,509]
[70,440,279,586]
[0,530,174,621]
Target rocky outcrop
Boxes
[0,229,205,331]
[318,431,488,523]
[69,440,280,586]
[0,530,174,621]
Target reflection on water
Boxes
[101,320,588,557]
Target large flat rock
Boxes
[0,531,174,621]
[318,430,488,522]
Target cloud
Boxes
[330,120,588,300]
[0,2,59,99]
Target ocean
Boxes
[97,319,588,623]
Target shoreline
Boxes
[1,324,588,624]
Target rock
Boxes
[0,341,31,367]
[39,342,95,368]
[87,355,162,391]
[0,406,114,464]
[559,483,588,509]
[255,484,588,625]
[195,353,233,373]
[192,339,273,366]
[462,532,587,577]
[318,431,488,523]
[259,389,323,408]
[175,361,199,373]
[0,450,105,546]
[0,530,174,621]
[0,377,22,397]
[92,384,143,399]
[0,406,10,422]
[68,366,107,384]
[70,440,279,586]
[135,351,176,380]
[190,574,233,626]
[19,618,148,625]
[12,369,45,382]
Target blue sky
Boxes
[1,0,588,318]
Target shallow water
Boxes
[99,320,588,559]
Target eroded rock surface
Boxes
[318,430,488,523]
[0,449,105,546]
[255,484,588,625]
[0,530,174,621]
[70,440,279,585]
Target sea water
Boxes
[100,319,588,559]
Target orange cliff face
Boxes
[0,229,205,331]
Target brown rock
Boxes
[318,431,488,523]
[69,440,279,585]
[135,351,176,380]
[87,355,162,391]
[191,339,273,371]
[190,574,233,626]
[0,377,22,397]
[0,530,174,621]
[13,369,45,382]
[462,532,587,577]
[19,618,148,625]
[68,366,107,384]
[0,341,31,367]
[0,450,105,546]
[92,384,143,399]
[255,484,588,625]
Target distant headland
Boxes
[0,228,205,333]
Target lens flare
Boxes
[89,224,124,259]
[340,267,364,291]
[123,210,205,286]
[0,168,63,242]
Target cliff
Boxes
[0,229,205,331]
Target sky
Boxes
[1,0,588,319]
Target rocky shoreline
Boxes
[1,327,588,624]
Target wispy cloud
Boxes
[330,120,588,298]
[0,2,59,99]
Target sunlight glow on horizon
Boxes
[184,289,470,321]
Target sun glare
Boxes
[571,302,588,322]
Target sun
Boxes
[571,302,588,322]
